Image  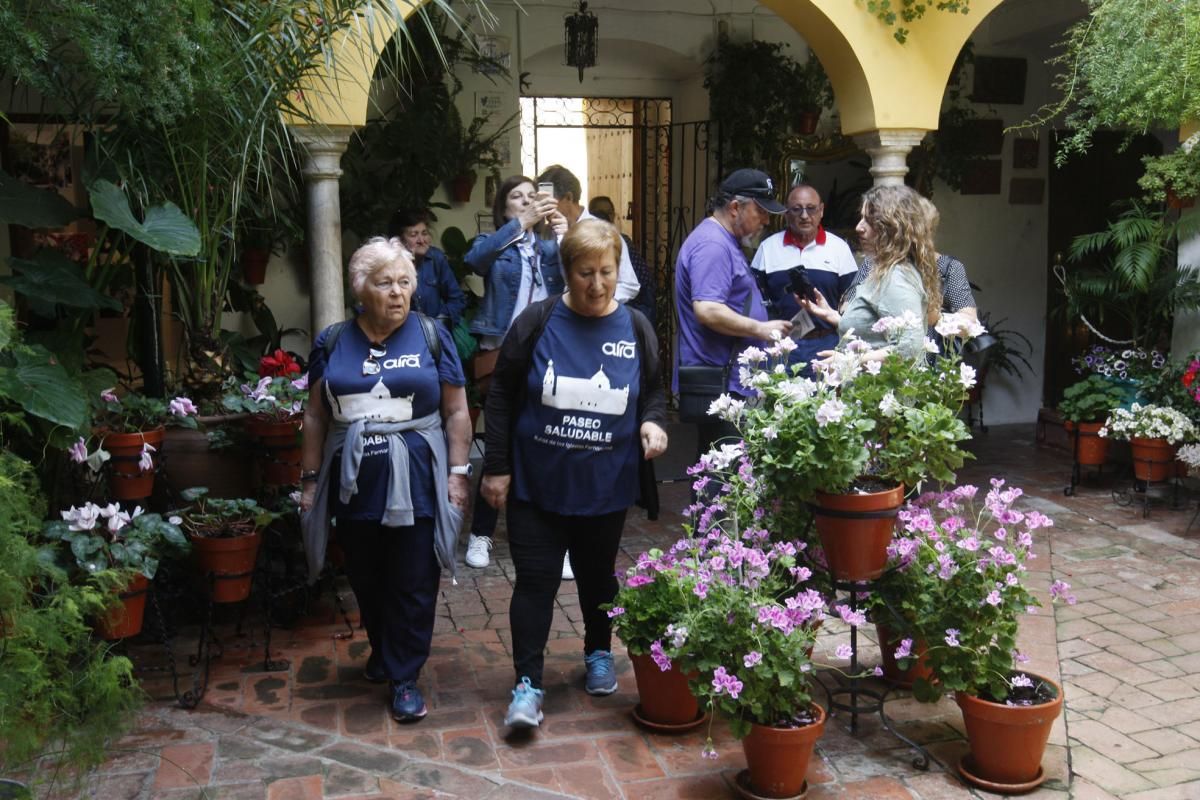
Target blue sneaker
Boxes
[504,677,544,729]
[391,680,427,723]
[584,650,618,695]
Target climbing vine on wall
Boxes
[864,0,973,44]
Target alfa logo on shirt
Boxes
[381,354,422,369]
[601,340,636,359]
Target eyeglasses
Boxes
[787,205,821,217]
[362,341,387,376]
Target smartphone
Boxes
[788,266,817,303]
[537,181,556,199]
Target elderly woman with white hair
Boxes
[300,236,471,724]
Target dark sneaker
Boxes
[363,652,387,683]
[504,677,544,729]
[584,650,618,695]
[390,680,427,723]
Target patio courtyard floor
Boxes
[47,422,1200,799]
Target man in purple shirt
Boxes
[675,168,793,458]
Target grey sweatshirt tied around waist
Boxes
[300,411,463,584]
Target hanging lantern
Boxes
[564,1,598,83]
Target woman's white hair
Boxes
[348,236,416,299]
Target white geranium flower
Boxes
[879,391,902,417]
[737,346,766,365]
[815,398,846,427]
[958,364,977,389]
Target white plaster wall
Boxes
[1173,205,1200,357]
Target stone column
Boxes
[291,125,354,337]
[852,129,928,186]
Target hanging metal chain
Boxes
[1052,258,1137,345]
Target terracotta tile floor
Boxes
[29,422,1200,799]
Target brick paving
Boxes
[31,423,1200,799]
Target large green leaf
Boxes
[2,250,123,313]
[0,168,80,228]
[0,344,89,430]
[88,179,201,257]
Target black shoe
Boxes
[363,653,387,683]
[391,680,427,723]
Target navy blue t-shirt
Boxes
[308,316,465,521]
[512,303,641,516]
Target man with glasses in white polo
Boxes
[750,183,858,376]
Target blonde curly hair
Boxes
[860,185,941,324]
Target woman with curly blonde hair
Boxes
[802,184,941,360]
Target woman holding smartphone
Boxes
[461,176,569,570]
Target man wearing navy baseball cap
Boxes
[674,168,793,461]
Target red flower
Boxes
[259,349,301,378]
[1185,372,1196,389]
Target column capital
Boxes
[852,129,928,186]
[290,125,355,180]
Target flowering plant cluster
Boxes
[1183,358,1200,404]
[716,312,976,505]
[872,480,1074,703]
[173,486,276,539]
[40,503,190,580]
[1178,443,1200,470]
[609,452,829,742]
[1072,345,1166,382]
[221,372,309,423]
[258,349,302,379]
[1100,403,1196,444]
[92,387,200,434]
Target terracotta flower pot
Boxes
[629,652,700,726]
[97,573,150,640]
[1063,420,1110,467]
[741,703,826,798]
[876,623,935,689]
[1130,437,1177,483]
[796,110,820,135]
[103,427,165,501]
[955,673,1063,790]
[247,416,302,486]
[189,530,262,603]
[241,247,270,285]
[162,421,255,499]
[449,173,477,203]
[812,485,904,581]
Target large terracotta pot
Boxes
[103,427,165,501]
[955,673,1063,790]
[1064,421,1110,467]
[162,417,254,499]
[741,703,826,798]
[812,484,904,581]
[629,652,700,725]
[247,416,302,486]
[241,247,270,285]
[189,530,262,603]
[97,573,149,640]
[876,623,935,690]
[1130,437,1177,483]
[449,173,477,203]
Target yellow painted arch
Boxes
[287,0,1006,135]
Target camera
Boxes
[787,266,817,303]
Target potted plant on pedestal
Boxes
[90,388,200,500]
[793,55,834,135]
[724,313,977,581]
[174,487,276,603]
[222,350,308,487]
[1058,374,1128,466]
[444,107,517,204]
[39,503,189,639]
[884,481,1075,792]
[1100,403,1196,482]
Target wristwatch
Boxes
[449,464,474,477]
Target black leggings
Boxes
[507,499,627,689]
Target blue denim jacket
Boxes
[466,218,565,337]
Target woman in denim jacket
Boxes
[461,175,568,571]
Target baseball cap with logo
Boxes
[719,168,786,214]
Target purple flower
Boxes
[944,628,961,647]
[624,574,654,589]
[711,666,744,699]
[873,666,883,677]
[743,651,762,669]
[985,590,1002,606]
[168,396,198,416]
[1050,579,1077,605]
[894,638,913,660]
[836,604,866,628]
[1010,674,1033,688]
[693,582,709,600]
[100,387,119,404]
[650,640,672,672]
[291,374,310,391]
[138,442,156,472]
[606,607,625,618]
[835,644,853,659]
[68,437,88,464]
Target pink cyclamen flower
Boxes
[101,387,119,403]
[1010,673,1033,688]
[168,396,198,416]
[873,666,884,677]
[606,607,625,618]
[650,640,672,672]
[944,628,961,647]
[894,638,913,660]
[68,437,88,464]
[138,442,156,472]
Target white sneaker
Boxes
[561,552,574,581]
[465,534,493,568]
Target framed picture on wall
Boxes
[475,91,505,119]
[475,35,511,75]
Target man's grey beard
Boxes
[740,231,762,249]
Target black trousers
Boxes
[469,479,499,538]
[338,518,439,683]
[507,498,627,689]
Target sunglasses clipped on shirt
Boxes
[362,341,387,376]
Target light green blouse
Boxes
[838,262,926,359]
